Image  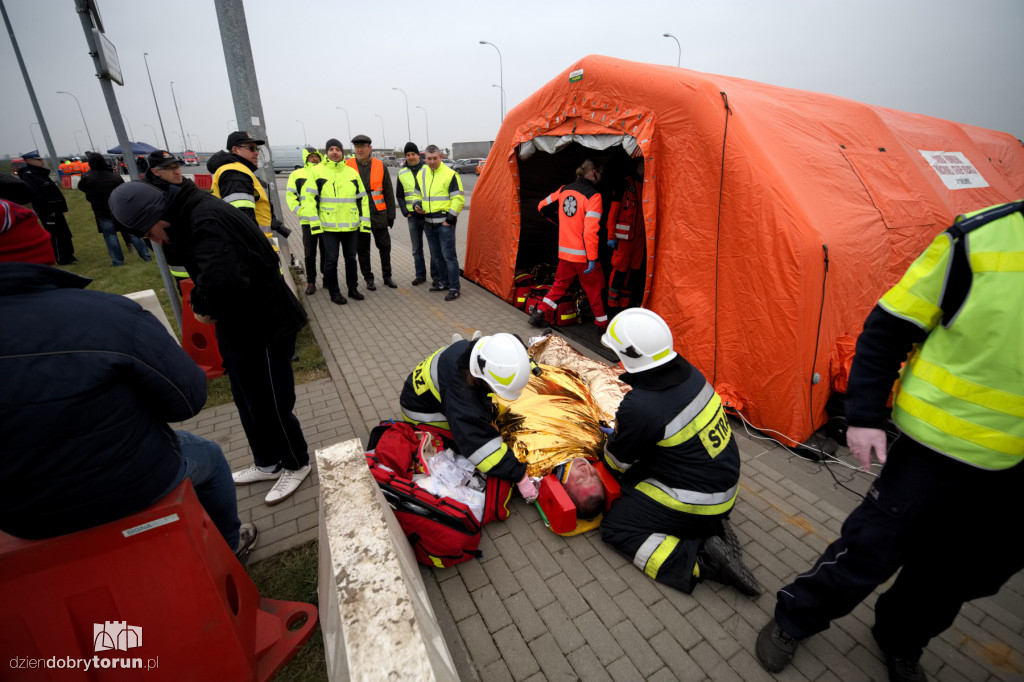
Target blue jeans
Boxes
[407,213,438,281]
[98,217,151,265]
[425,222,460,291]
[161,430,241,550]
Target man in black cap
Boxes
[347,134,397,290]
[16,151,76,264]
[147,149,185,188]
[110,181,312,506]
[207,131,274,232]
[395,142,436,286]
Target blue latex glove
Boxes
[606,238,618,250]
[583,260,598,274]
[599,425,615,436]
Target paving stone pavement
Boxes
[173,173,1024,680]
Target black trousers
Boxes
[42,212,75,264]
[321,230,360,295]
[301,224,323,284]
[775,434,1024,659]
[219,332,309,471]
[601,485,726,593]
[357,226,392,281]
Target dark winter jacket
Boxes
[16,164,68,216]
[0,263,207,539]
[160,181,306,347]
[206,150,262,226]
[78,153,124,220]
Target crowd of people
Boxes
[4,131,1021,681]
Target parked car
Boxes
[455,158,483,174]
[442,158,457,169]
[183,150,199,166]
[475,160,486,175]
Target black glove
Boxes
[271,218,292,239]
[445,212,458,227]
[387,219,394,229]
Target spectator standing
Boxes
[415,145,465,301]
[78,152,151,266]
[347,134,397,290]
[16,151,76,264]
[286,147,324,295]
[396,142,438,286]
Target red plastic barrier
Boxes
[193,174,213,190]
[179,278,224,379]
[0,480,317,681]
[61,175,72,189]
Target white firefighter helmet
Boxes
[601,308,677,373]
[469,333,531,400]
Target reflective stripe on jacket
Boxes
[286,149,321,229]
[211,161,273,231]
[879,201,1024,470]
[607,176,642,241]
[538,178,602,263]
[346,157,386,211]
[415,164,465,225]
[396,165,422,213]
[305,160,369,233]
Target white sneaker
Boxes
[264,465,311,505]
[232,465,282,485]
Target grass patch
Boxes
[55,187,328,409]
[246,541,326,681]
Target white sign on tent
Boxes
[919,150,990,190]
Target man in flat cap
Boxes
[347,134,397,290]
[16,151,76,264]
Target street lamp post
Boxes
[56,90,95,151]
[143,52,170,150]
[415,105,429,146]
[479,40,504,122]
[392,87,411,142]
[28,122,40,152]
[492,84,506,114]
[170,81,187,153]
[662,33,681,68]
[144,124,158,144]
[295,119,307,145]
[373,114,386,151]
[73,130,84,156]
[335,107,351,143]
[122,114,134,142]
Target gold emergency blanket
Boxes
[495,364,607,478]
[528,334,630,422]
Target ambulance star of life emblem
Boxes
[562,195,577,217]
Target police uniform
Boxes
[773,201,1024,661]
[399,340,527,482]
[600,355,740,592]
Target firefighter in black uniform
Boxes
[599,308,761,596]
[400,333,539,497]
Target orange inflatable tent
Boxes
[464,54,1024,446]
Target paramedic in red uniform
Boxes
[529,159,609,329]
[606,157,646,308]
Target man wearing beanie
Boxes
[396,142,437,286]
[78,152,152,266]
[347,134,397,290]
[16,151,76,264]
[304,138,370,304]
[110,181,312,506]
[0,193,257,562]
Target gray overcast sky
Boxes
[3,0,1022,159]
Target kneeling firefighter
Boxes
[400,333,539,499]
[599,308,761,596]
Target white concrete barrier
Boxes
[124,289,178,343]
[317,439,458,682]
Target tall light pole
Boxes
[416,105,429,145]
[143,52,170,150]
[479,40,504,122]
[28,122,40,152]
[170,81,187,152]
[104,135,112,150]
[57,90,95,150]
[73,130,84,156]
[492,84,506,114]
[373,114,386,151]
[392,87,411,142]
[122,114,134,142]
[295,119,307,145]
[335,107,351,143]
[662,33,681,68]
[144,123,158,144]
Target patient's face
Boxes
[563,459,605,516]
